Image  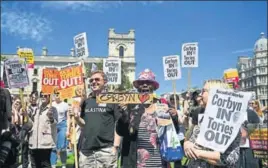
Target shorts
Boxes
[79,147,117,168]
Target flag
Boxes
[91,63,98,72]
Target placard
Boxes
[41,67,60,94]
[249,124,268,159]
[41,62,84,100]
[74,32,89,58]
[4,58,29,89]
[58,62,84,100]
[181,42,198,68]
[163,55,181,80]
[96,93,153,104]
[17,48,34,68]
[103,58,121,85]
[196,88,251,153]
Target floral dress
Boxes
[137,112,162,168]
[187,124,241,168]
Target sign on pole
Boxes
[74,32,89,59]
[17,48,35,68]
[181,42,198,68]
[4,58,29,89]
[163,55,181,80]
[196,88,251,153]
[103,58,121,85]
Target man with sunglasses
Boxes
[51,92,69,168]
[69,70,121,168]
[24,92,58,168]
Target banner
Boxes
[41,67,60,94]
[96,93,153,104]
[163,55,181,80]
[74,32,89,59]
[58,62,84,100]
[181,42,198,68]
[17,48,34,68]
[4,58,29,89]
[103,58,121,85]
[196,88,251,153]
[41,62,84,100]
[249,124,268,159]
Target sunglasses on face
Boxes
[40,95,48,98]
[137,81,153,86]
[89,78,101,83]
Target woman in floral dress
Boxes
[116,69,168,168]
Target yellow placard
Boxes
[17,48,34,65]
[96,93,153,104]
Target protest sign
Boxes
[74,32,89,59]
[249,124,268,159]
[96,93,153,104]
[196,88,251,153]
[58,62,84,100]
[163,55,181,80]
[181,42,198,68]
[17,48,34,68]
[4,58,29,89]
[41,67,60,94]
[103,58,121,85]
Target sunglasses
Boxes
[89,78,101,83]
[137,80,153,86]
[40,95,49,98]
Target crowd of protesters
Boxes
[0,68,267,168]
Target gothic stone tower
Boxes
[108,28,136,87]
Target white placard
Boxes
[74,32,89,59]
[196,88,251,153]
[4,58,29,89]
[0,61,4,80]
[103,58,121,85]
[181,42,198,68]
[163,55,181,80]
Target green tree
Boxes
[0,55,6,61]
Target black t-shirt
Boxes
[80,97,120,155]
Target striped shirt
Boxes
[137,112,162,168]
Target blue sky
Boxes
[1,1,267,94]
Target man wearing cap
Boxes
[23,92,58,168]
[116,69,169,168]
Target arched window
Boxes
[119,46,124,57]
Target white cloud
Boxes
[231,48,253,54]
[41,1,123,12]
[1,8,52,42]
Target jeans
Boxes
[50,120,68,166]
[22,141,29,168]
[30,149,52,168]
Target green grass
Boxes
[56,153,75,167]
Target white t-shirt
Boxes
[52,101,69,123]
